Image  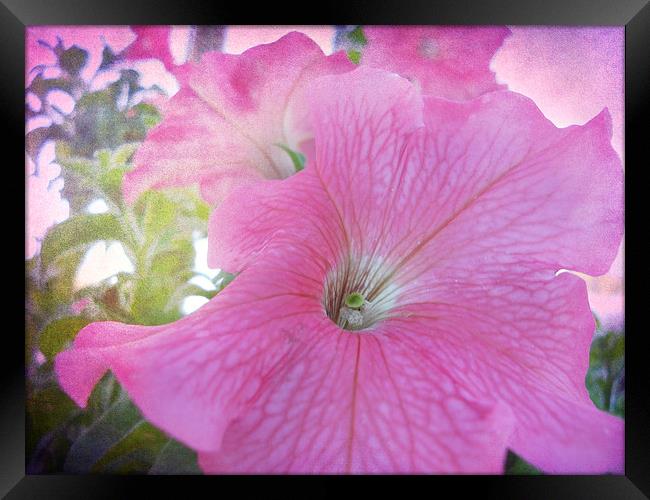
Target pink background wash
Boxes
[26,25,624,328]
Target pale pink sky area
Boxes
[492,27,624,161]
[25,26,624,327]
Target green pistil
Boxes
[345,292,365,310]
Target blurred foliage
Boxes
[26,28,624,476]
[26,37,222,474]
[333,25,367,65]
[187,26,226,62]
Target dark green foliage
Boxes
[347,26,368,46]
[26,40,220,473]
[586,328,625,418]
[504,450,543,475]
[40,214,127,269]
[39,316,92,361]
[58,45,89,77]
[68,77,161,157]
[148,440,202,475]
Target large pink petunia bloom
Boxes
[362,26,510,100]
[56,67,623,473]
[122,32,353,205]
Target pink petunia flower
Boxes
[122,32,353,205]
[123,26,176,71]
[56,67,623,473]
[362,26,510,100]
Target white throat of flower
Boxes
[322,254,399,332]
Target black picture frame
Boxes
[6,1,648,497]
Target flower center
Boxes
[322,255,398,332]
[345,292,365,309]
[418,38,439,59]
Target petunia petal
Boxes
[391,268,623,473]
[362,26,510,100]
[207,172,343,273]
[198,330,514,473]
[308,70,622,277]
[207,66,427,272]
[205,67,623,472]
[403,92,623,277]
[307,66,426,257]
[123,88,268,204]
[59,63,623,474]
[124,26,175,70]
[507,388,624,474]
[58,180,518,473]
[55,265,325,453]
[123,31,353,204]
[333,77,622,473]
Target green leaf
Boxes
[93,421,168,473]
[131,256,194,325]
[60,172,100,214]
[38,246,88,312]
[347,26,367,46]
[611,390,625,418]
[347,49,362,64]
[162,188,211,223]
[27,422,76,473]
[504,450,542,474]
[26,307,40,369]
[40,213,127,269]
[57,142,136,208]
[275,144,306,172]
[57,155,95,177]
[100,449,156,474]
[179,283,218,300]
[85,373,120,414]
[68,85,155,156]
[27,386,79,454]
[95,148,112,169]
[195,200,210,221]
[39,316,91,360]
[28,73,74,98]
[63,392,143,473]
[213,270,236,291]
[111,142,140,167]
[26,125,66,159]
[62,386,198,474]
[59,45,89,77]
[99,45,118,71]
[131,102,162,130]
[586,330,625,416]
[151,240,194,276]
[98,167,126,205]
[149,439,201,475]
[141,191,177,241]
